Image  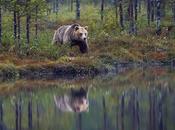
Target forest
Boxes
[0,0,175,78]
[1,1,175,129]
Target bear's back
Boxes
[57,25,72,43]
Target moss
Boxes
[0,63,19,81]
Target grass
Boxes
[0,63,19,80]
[0,4,175,79]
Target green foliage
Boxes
[0,1,175,62]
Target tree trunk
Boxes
[17,12,21,48]
[138,0,141,13]
[26,0,31,46]
[156,0,161,35]
[101,0,104,21]
[93,0,98,6]
[151,0,155,22]
[147,0,151,26]
[119,0,124,29]
[53,0,56,13]
[76,0,80,20]
[161,0,166,17]
[26,15,30,45]
[134,0,138,21]
[173,2,175,25]
[14,10,17,41]
[56,0,59,14]
[0,6,2,46]
[35,5,38,38]
[129,0,136,34]
[115,0,118,25]
[71,0,73,12]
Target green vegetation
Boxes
[0,0,175,78]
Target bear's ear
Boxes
[84,26,88,30]
[75,26,79,31]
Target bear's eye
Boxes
[85,33,87,36]
[80,33,83,36]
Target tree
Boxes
[0,3,2,47]
[35,4,39,38]
[26,0,31,45]
[101,0,104,21]
[119,93,125,130]
[102,96,107,130]
[151,0,155,22]
[147,0,151,25]
[156,0,161,35]
[129,0,137,34]
[76,0,80,19]
[70,0,73,11]
[14,8,17,42]
[17,9,21,48]
[134,0,138,21]
[115,0,118,26]
[119,0,124,29]
[0,99,3,122]
[173,1,175,25]
[28,98,33,129]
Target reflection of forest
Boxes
[0,67,174,130]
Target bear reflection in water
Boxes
[54,87,89,113]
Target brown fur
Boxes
[52,24,89,53]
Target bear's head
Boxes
[71,24,89,53]
[71,87,89,113]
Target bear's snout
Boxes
[84,38,87,41]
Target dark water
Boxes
[0,67,175,130]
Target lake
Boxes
[0,66,175,130]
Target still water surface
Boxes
[0,67,175,130]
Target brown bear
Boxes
[52,23,89,53]
[54,87,89,113]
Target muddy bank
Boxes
[0,64,110,81]
[1,58,175,82]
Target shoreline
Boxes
[1,59,175,81]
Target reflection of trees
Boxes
[19,97,22,130]
[15,97,22,130]
[0,99,3,122]
[149,89,156,130]
[0,99,3,130]
[129,88,140,130]
[102,96,107,130]
[0,78,174,130]
[36,102,40,129]
[76,114,82,130]
[28,95,33,129]
[149,88,168,130]
[116,105,119,130]
[118,93,125,130]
